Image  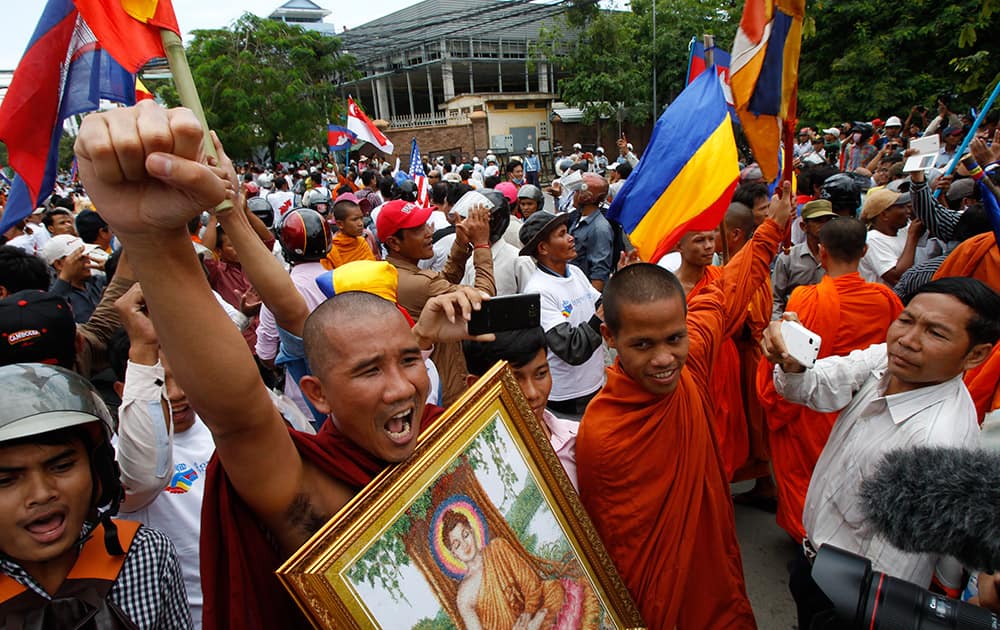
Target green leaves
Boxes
[157,13,358,163]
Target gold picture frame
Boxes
[277,361,645,629]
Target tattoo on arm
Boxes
[285,493,331,537]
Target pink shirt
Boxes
[543,409,579,491]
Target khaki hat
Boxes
[801,199,837,221]
[860,188,904,222]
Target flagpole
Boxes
[159,29,233,213]
[933,77,1000,198]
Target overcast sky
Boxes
[0,1,423,68]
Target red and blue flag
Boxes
[686,38,734,113]
[327,124,356,150]
[0,0,141,234]
[409,138,428,206]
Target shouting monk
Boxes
[73,102,492,628]
[576,183,793,629]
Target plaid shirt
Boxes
[1,523,193,629]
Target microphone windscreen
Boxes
[859,446,1000,572]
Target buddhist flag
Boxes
[730,0,805,181]
[0,0,138,234]
[135,77,154,101]
[74,0,180,73]
[607,68,739,263]
[347,96,394,154]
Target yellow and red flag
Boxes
[73,0,180,73]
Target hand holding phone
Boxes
[467,293,541,336]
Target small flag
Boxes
[730,0,806,181]
[409,138,428,206]
[0,0,138,234]
[327,124,356,150]
[73,0,179,73]
[347,96,394,154]
[135,77,154,101]
[687,38,734,113]
[607,68,739,263]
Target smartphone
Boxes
[468,294,541,336]
[781,320,822,369]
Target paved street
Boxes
[733,480,800,629]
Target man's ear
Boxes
[600,322,616,350]
[112,381,124,399]
[384,235,401,254]
[465,374,478,388]
[962,343,994,372]
[0,285,7,299]
[298,375,331,414]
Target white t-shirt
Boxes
[120,419,214,629]
[265,190,296,224]
[522,265,605,401]
[859,226,908,285]
[461,241,534,296]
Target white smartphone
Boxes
[781,320,822,369]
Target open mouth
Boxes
[648,367,678,386]
[384,407,415,445]
[24,510,67,544]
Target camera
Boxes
[813,545,998,629]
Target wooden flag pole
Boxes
[160,29,234,213]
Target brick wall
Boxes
[383,117,490,167]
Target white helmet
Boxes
[596,146,604,154]
[573,143,582,150]
[525,145,534,152]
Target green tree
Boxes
[797,0,1000,124]
[158,14,357,163]
[536,0,738,125]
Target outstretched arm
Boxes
[74,102,305,524]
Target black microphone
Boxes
[859,446,1000,572]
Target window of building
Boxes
[493,103,508,110]
[514,102,529,109]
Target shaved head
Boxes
[724,201,755,235]
[603,263,685,334]
[819,217,867,262]
[303,292,408,375]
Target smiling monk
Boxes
[575,184,793,629]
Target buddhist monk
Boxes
[756,217,903,541]
[674,228,748,480]
[73,102,493,628]
[722,202,778,503]
[576,182,793,629]
[323,194,377,269]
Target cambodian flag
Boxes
[607,68,739,263]
[327,124,356,150]
[0,0,139,234]
[687,38,734,112]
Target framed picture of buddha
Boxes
[276,361,645,630]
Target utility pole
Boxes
[651,0,657,117]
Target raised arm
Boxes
[74,102,305,523]
[210,135,309,336]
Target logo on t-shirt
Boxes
[165,464,199,494]
[561,300,573,318]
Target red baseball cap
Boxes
[375,199,434,237]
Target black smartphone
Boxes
[468,293,541,336]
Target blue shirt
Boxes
[569,211,614,283]
[49,274,107,323]
[523,155,540,172]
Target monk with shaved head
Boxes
[576,183,793,629]
[72,101,492,628]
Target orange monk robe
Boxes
[322,231,376,270]
[934,233,1000,420]
[733,279,773,482]
[577,219,784,629]
[756,273,902,541]
[688,266,748,480]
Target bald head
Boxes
[603,263,685,334]
[724,201,756,253]
[819,217,867,262]
[303,292,408,374]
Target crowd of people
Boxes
[0,95,998,630]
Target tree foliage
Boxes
[536,0,738,124]
[158,14,357,163]
[797,0,1000,124]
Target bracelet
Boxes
[474,243,490,249]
